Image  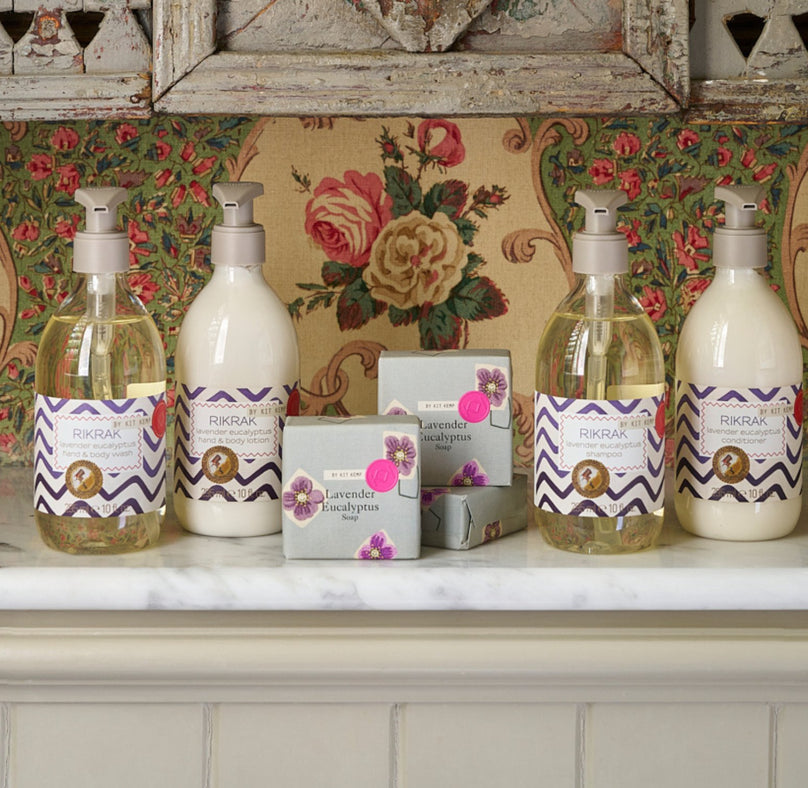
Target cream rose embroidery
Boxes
[362,212,465,310]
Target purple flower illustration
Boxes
[357,531,398,560]
[482,520,502,543]
[420,487,448,508]
[387,406,408,416]
[282,474,325,521]
[451,461,489,487]
[477,367,508,407]
[385,433,417,476]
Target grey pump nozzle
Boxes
[213,182,263,227]
[713,184,767,269]
[572,189,629,275]
[75,187,127,233]
[73,186,129,273]
[211,181,266,266]
[715,184,763,229]
[575,189,627,235]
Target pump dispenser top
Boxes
[572,189,628,274]
[211,181,265,266]
[73,187,129,274]
[713,184,767,268]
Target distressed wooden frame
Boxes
[0,2,152,121]
[152,0,690,117]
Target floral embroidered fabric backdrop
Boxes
[2,115,808,467]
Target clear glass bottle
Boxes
[534,190,665,554]
[34,188,166,554]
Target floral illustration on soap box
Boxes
[356,530,398,560]
[382,400,412,416]
[420,487,449,508]
[293,119,508,349]
[282,470,326,527]
[451,460,489,487]
[482,521,502,543]
[384,432,418,479]
[476,365,509,409]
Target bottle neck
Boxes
[211,262,267,284]
[712,266,766,286]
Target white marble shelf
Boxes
[3,467,808,611]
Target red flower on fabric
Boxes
[55,215,80,240]
[676,129,700,150]
[27,154,53,181]
[115,123,139,144]
[127,219,150,267]
[192,156,217,175]
[753,163,777,182]
[716,147,732,166]
[305,170,393,267]
[55,164,80,196]
[619,219,643,248]
[12,221,39,242]
[50,126,79,151]
[128,272,159,304]
[417,119,466,168]
[588,158,614,185]
[673,225,710,272]
[639,285,667,322]
[189,181,211,206]
[155,141,172,161]
[679,277,711,312]
[613,132,641,156]
[0,433,17,452]
[741,149,757,168]
[618,168,642,200]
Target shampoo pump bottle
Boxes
[675,184,803,540]
[34,187,167,554]
[174,182,300,536]
[534,189,666,554]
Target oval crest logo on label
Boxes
[202,446,239,484]
[712,445,750,484]
[571,459,610,499]
[65,460,103,499]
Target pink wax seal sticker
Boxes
[458,390,490,423]
[365,459,399,493]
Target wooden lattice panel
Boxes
[0,0,151,119]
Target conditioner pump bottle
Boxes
[34,187,167,553]
[174,181,300,536]
[534,189,666,554]
[675,184,803,540]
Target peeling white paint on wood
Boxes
[84,4,151,74]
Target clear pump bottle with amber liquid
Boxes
[33,187,166,554]
[534,190,666,554]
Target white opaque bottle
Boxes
[34,187,167,554]
[534,189,666,554]
[174,182,300,536]
[675,184,803,540]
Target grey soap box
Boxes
[420,474,528,550]
[281,415,421,560]
[378,349,513,487]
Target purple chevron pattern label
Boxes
[34,393,166,518]
[675,382,803,502]
[534,392,665,517]
[174,383,297,503]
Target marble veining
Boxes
[4,468,808,611]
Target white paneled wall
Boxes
[2,613,808,787]
[3,700,808,787]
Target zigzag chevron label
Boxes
[34,392,166,518]
[675,382,803,502]
[534,392,665,517]
[174,383,297,502]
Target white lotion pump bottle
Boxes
[174,182,300,536]
[34,187,167,553]
[534,189,666,554]
[675,184,803,540]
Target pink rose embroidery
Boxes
[305,170,393,267]
[417,119,466,168]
